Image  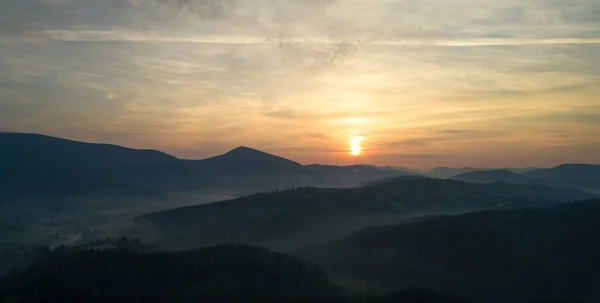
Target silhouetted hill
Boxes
[449,165,600,193]
[0,244,340,302]
[429,167,483,179]
[430,167,537,179]
[306,165,419,188]
[187,146,310,191]
[189,152,416,191]
[193,146,306,174]
[525,164,600,192]
[0,133,412,196]
[300,199,600,303]
[141,178,594,251]
[451,169,533,184]
[360,175,431,187]
[0,241,482,303]
[0,133,215,194]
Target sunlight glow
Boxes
[349,136,363,156]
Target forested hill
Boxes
[299,199,600,303]
[142,178,594,251]
[0,244,337,302]
[0,243,476,303]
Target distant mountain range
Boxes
[428,167,537,179]
[300,199,600,303]
[524,164,600,191]
[0,132,213,195]
[141,178,594,251]
[0,133,415,196]
[451,169,534,184]
[451,165,600,193]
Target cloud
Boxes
[401,154,447,159]
[438,129,469,134]
[307,133,329,140]
[151,0,239,20]
[28,30,600,46]
[264,109,320,120]
[388,138,433,147]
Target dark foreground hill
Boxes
[141,178,594,251]
[0,244,336,302]
[299,199,600,303]
[0,243,475,303]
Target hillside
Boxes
[189,153,416,191]
[0,133,418,227]
[451,169,533,184]
[141,178,594,251]
[448,165,600,193]
[299,199,600,303]
[306,165,420,188]
[429,167,537,179]
[0,133,411,196]
[0,133,215,195]
[525,164,600,192]
[187,146,312,191]
[0,242,480,303]
[0,244,338,302]
[194,146,306,173]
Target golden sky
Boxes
[1,0,599,168]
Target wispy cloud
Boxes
[438,129,469,134]
[37,30,600,46]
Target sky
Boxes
[1,0,599,168]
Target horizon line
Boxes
[2,131,596,170]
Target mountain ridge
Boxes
[299,199,600,303]
[450,164,600,193]
[140,177,595,251]
[0,132,415,195]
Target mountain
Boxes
[140,178,594,252]
[0,132,422,227]
[449,165,600,193]
[188,146,312,191]
[299,199,600,303]
[525,164,600,192]
[0,133,413,196]
[429,167,483,179]
[0,132,215,195]
[306,165,419,188]
[429,167,537,179]
[192,146,306,175]
[360,175,432,187]
[451,169,534,184]
[189,152,418,191]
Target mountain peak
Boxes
[200,146,305,172]
[225,146,265,156]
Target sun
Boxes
[349,136,363,156]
